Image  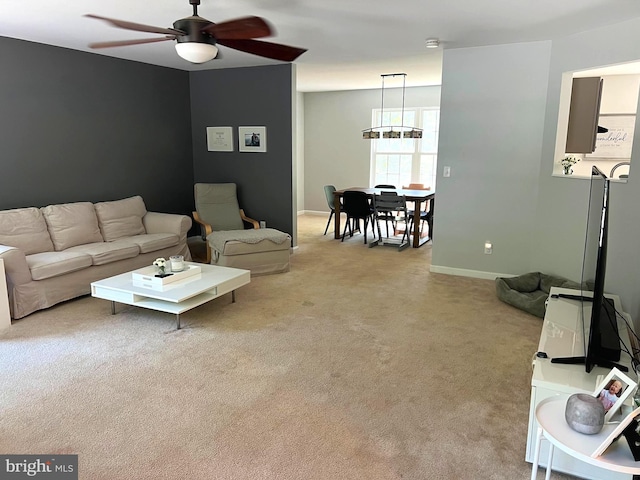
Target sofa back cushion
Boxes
[94,196,147,241]
[41,202,104,251]
[0,207,54,254]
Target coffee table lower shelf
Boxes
[91,263,250,329]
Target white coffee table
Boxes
[91,262,250,329]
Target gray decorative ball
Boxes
[565,393,605,434]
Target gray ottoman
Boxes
[207,228,291,276]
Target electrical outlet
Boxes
[484,241,493,254]
[443,166,451,177]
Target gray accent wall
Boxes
[189,65,295,237]
[0,36,193,215]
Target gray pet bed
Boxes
[495,272,580,318]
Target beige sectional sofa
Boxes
[0,195,192,319]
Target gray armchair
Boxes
[192,183,259,263]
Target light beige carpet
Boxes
[0,215,573,479]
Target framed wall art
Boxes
[206,127,233,152]
[587,114,636,159]
[238,126,267,152]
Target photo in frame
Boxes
[206,127,233,152]
[238,126,267,152]
[590,405,640,458]
[592,367,637,423]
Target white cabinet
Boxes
[526,287,635,479]
[566,77,603,154]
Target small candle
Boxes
[170,255,184,272]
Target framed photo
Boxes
[591,405,640,458]
[206,127,233,152]
[238,126,267,152]
[592,367,637,423]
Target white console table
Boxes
[526,287,636,480]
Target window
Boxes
[370,107,440,189]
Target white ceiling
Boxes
[2,0,640,92]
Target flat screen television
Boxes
[551,166,625,372]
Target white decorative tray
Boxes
[132,264,201,290]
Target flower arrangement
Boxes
[560,156,580,175]
[153,257,166,275]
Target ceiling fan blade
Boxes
[218,38,307,61]
[89,37,176,49]
[85,14,184,36]
[202,16,272,39]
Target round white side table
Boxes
[532,395,640,480]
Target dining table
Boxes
[333,187,435,248]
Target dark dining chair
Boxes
[341,190,376,244]
[402,183,432,238]
[374,184,397,236]
[323,185,348,235]
[372,192,410,250]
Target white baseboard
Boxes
[429,264,515,281]
[298,210,328,216]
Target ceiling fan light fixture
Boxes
[175,42,218,63]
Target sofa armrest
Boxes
[0,245,32,286]
[143,212,192,236]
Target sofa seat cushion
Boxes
[65,240,140,266]
[94,196,147,241]
[0,207,54,254]
[127,233,179,253]
[26,251,93,281]
[41,202,104,251]
[208,229,291,256]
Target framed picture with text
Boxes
[587,114,636,159]
[238,126,267,152]
[206,127,233,152]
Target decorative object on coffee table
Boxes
[153,257,172,278]
[565,393,605,434]
[170,255,184,271]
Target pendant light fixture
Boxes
[362,73,423,140]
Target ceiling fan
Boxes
[85,0,307,64]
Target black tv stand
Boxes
[550,355,628,372]
[549,296,626,372]
[551,293,593,302]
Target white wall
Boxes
[533,18,640,323]
[296,91,305,214]
[431,41,552,278]
[303,86,441,213]
[431,18,640,325]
